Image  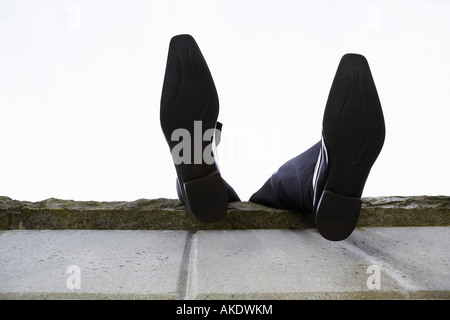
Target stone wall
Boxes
[1,196,449,232]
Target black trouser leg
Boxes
[249,141,321,215]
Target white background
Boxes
[1,0,449,202]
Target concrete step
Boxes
[1,227,449,299]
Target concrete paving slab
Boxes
[347,227,450,296]
[0,230,189,299]
[0,227,448,299]
[187,227,450,299]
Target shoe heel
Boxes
[183,171,228,223]
[315,190,362,241]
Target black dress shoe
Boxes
[160,34,239,223]
[313,54,385,241]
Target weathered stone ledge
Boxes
[0,196,449,232]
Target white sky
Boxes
[0,0,449,202]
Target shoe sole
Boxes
[315,54,385,241]
[160,34,228,223]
